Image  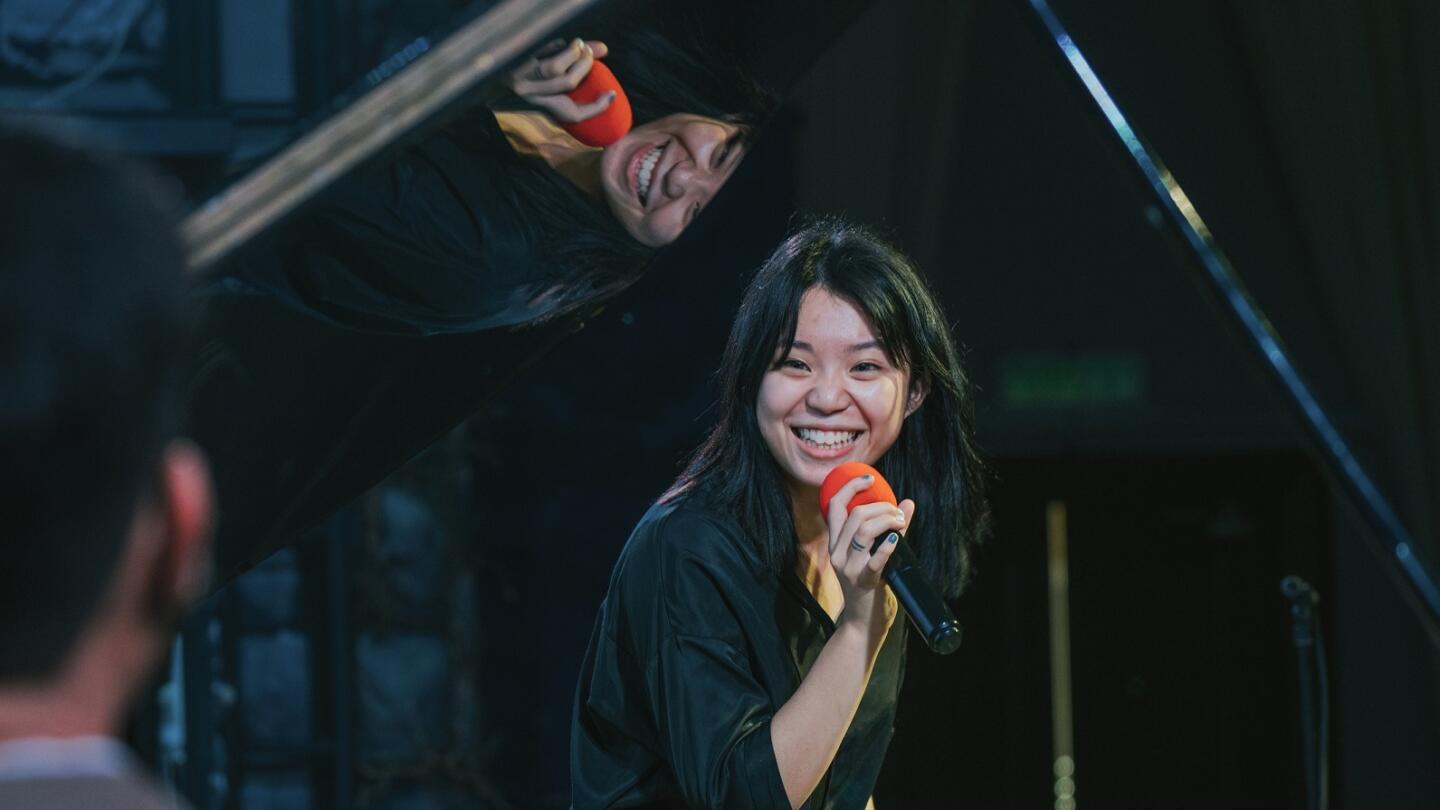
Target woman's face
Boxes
[756,287,922,495]
[600,113,746,247]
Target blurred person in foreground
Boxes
[0,122,213,809]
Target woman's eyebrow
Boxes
[788,340,885,353]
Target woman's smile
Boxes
[790,426,864,458]
[629,140,666,205]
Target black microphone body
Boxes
[873,531,963,654]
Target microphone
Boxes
[819,462,963,655]
[563,59,632,147]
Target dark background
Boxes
[3,0,1436,807]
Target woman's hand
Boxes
[507,38,616,124]
[772,475,911,807]
[824,474,913,642]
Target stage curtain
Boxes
[1231,1,1440,806]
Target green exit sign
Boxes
[1000,353,1146,408]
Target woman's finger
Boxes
[833,502,899,581]
[513,39,590,96]
[826,474,874,552]
[844,535,883,583]
[837,497,890,551]
[528,38,569,61]
[542,38,587,78]
[897,499,916,536]
[558,43,595,88]
[826,475,875,533]
[830,502,873,572]
[536,38,606,63]
[508,39,568,85]
[568,91,615,122]
[852,506,906,554]
[842,507,902,578]
[866,531,901,574]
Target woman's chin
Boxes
[789,447,862,486]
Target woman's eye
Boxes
[714,137,736,170]
[853,361,881,373]
[779,357,809,371]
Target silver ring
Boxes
[849,539,867,553]
[530,64,546,81]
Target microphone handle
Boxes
[874,531,964,655]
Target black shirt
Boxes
[190,107,626,576]
[571,490,907,809]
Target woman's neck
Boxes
[789,483,827,554]
[790,486,844,621]
[493,110,604,197]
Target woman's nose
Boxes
[664,147,722,200]
[805,374,850,412]
[664,160,699,199]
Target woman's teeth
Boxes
[637,143,663,205]
[794,428,861,449]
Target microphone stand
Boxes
[1282,576,1329,810]
[1020,0,1440,650]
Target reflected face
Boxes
[756,288,921,494]
[600,113,746,247]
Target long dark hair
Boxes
[666,218,990,597]
[499,12,780,318]
[598,21,777,132]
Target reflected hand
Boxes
[824,474,911,641]
[508,38,616,124]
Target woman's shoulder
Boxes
[603,489,774,646]
[626,490,746,563]
[607,489,764,592]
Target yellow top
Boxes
[493,110,604,199]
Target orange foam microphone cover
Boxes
[819,462,897,515]
[562,59,632,147]
[817,462,965,655]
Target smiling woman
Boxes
[570,218,990,809]
[499,32,759,249]
[213,21,773,337]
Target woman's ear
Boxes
[905,374,929,418]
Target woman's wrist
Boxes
[834,610,890,655]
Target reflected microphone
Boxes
[820,462,963,655]
[563,59,632,147]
